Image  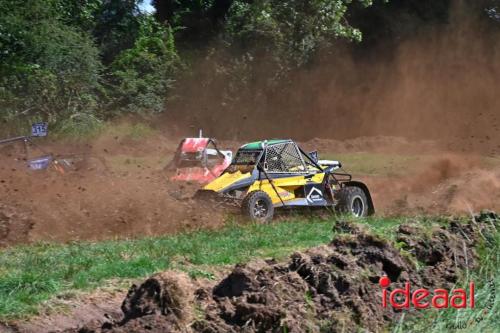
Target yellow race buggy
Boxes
[196,139,374,222]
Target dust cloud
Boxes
[168,0,500,153]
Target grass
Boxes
[0,218,326,320]
[53,113,104,140]
[0,117,43,138]
[0,117,159,142]
[394,228,500,333]
[0,215,405,321]
[1,214,495,329]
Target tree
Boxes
[0,0,182,132]
[107,15,180,114]
[0,0,101,126]
[153,0,233,42]
[225,0,371,70]
[92,0,142,64]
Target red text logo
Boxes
[379,276,475,309]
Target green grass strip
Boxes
[0,218,332,320]
[0,215,410,321]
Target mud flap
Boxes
[304,184,328,207]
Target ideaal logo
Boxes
[379,276,475,309]
[379,276,496,330]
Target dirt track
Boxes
[0,133,226,246]
[1,132,500,247]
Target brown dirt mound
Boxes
[0,203,33,247]
[68,213,497,333]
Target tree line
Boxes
[0,0,498,136]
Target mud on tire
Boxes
[241,191,274,223]
[336,186,369,217]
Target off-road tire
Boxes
[242,191,274,223]
[336,186,369,217]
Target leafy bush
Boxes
[107,16,180,114]
[0,0,182,133]
[225,0,370,69]
[0,0,102,128]
[53,113,103,140]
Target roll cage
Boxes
[230,140,352,182]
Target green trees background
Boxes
[0,0,179,134]
[0,0,498,136]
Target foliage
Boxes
[0,0,102,126]
[0,0,180,131]
[225,0,372,69]
[4,0,497,134]
[169,0,379,127]
[153,0,233,40]
[0,0,384,132]
[92,0,142,63]
[53,113,103,140]
[106,16,180,114]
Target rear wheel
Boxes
[242,191,274,223]
[336,186,369,217]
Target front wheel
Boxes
[335,186,369,217]
[241,191,274,223]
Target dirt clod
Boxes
[72,215,497,333]
[121,272,194,324]
[0,204,33,247]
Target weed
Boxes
[393,231,499,332]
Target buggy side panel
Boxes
[247,173,326,206]
[204,171,252,192]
